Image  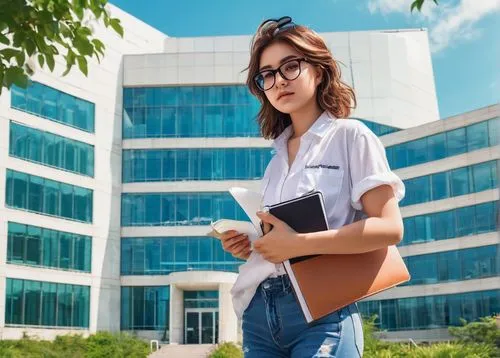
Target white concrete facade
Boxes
[124,29,439,130]
[0,4,166,340]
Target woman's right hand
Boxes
[219,230,252,260]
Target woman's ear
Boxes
[314,66,323,86]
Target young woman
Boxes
[219,16,405,357]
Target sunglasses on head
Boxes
[258,16,296,36]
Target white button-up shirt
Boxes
[230,111,405,318]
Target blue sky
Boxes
[111,0,500,119]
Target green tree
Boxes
[411,0,439,12]
[0,0,123,94]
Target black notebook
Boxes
[265,190,329,264]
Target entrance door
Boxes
[185,309,218,344]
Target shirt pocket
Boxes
[297,167,344,211]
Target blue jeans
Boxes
[242,275,364,357]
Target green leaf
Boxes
[72,1,85,20]
[77,26,92,37]
[25,62,34,76]
[38,54,45,68]
[25,40,36,56]
[0,48,22,61]
[411,0,424,12]
[15,51,25,67]
[60,22,72,38]
[12,31,26,47]
[46,54,55,71]
[91,38,105,56]
[74,35,93,56]
[4,66,28,88]
[0,32,10,45]
[77,56,88,76]
[62,63,73,76]
[109,18,124,37]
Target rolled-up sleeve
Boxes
[349,126,405,210]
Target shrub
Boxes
[0,331,149,358]
[209,342,244,358]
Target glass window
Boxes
[26,225,42,265]
[60,183,74,219]
[407,138,427,166]
[438,250,461,282]
[451,167,471,196]
[121,286,170,330]
[146,150,162,181]
[161,107,176,137]
[467,121,489,152]
[9,121,94,177]
[11,82,94,132]
[455,206,475,237]
[488,118,499,146]
[24,280,42,325]
[28,174,44,213]
[8,222,26,263]
[432,210,455,240]
[12,170,28,208]
[475,202,495,233]
[447,127,467,157]
[41,282,57,326]
[5,170,92,223]
[431,172,450,201]
[408,255,438,284]
[472,161,494,192]
[146,107,161,137]
[427,133,447,160]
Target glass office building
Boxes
[0,3,497,344]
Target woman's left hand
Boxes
[253,211,301,263]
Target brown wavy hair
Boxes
[245,22,356,139]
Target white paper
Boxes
[209,219,258,243]
[228,187,265,236]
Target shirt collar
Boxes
[272,111,336,152]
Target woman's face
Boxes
[259,42,322,114]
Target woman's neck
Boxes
[289,101,323,139]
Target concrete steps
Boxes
[149,344,216,358]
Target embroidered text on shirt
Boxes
[305,164,340,170]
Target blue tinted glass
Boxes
[427,133,447,161]
[488,118,499,146]
[11,82,94,132]
[455,206,475,237]
[472,161,494,192]
[408,255,438,284]
[467,121,488,152]
[123,85,261,139]
[146,107,161,137]
[447,127,467,157]
[161,107,176,137]
[121,286,170,330]
[407,138,427,166]
[475,202,495,233]
[431,172,450,200]
[392,143,407,169]
[5,278,89,328]
[433,210,455,240]
[6,169,92,223]
[451,167,471,196]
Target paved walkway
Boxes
[149,344,216,358]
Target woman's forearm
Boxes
[295,217,403,256]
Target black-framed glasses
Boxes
[258,16,296,36]
[254,58,307,91]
